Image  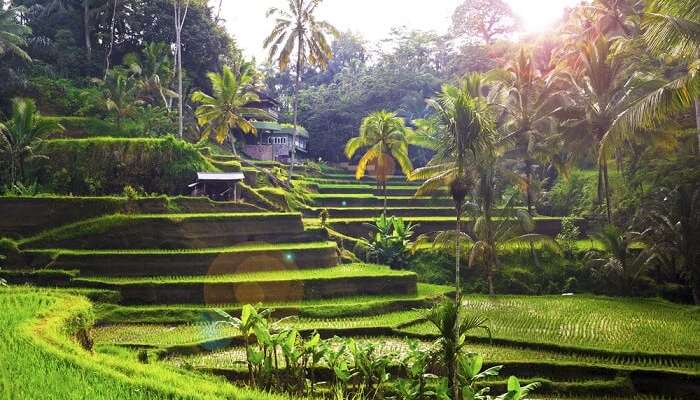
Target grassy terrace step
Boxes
[94,310,425,348]
[401,295,700,357]
[308,216,572,237]
[293,175,423,186]
[75,264,418,305]
[315,184,438,196]
[309,194,453,208]
[26,241,339,277]
[0,196,264,239]
[0,287,283,400]
[166,337,700,379]
[300,206,531,219]
[95,283,453,324]
[20,212,316,250]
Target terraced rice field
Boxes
[401,295,700,355]
[94,310,425,347]
[77,263,414,285]
[0,288,283,400]
[165,337,700,374]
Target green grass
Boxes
[76,263,415,285]
[93,310,425,348]
[95,283,453,324]
[0,287,286,399]
[165,336,700,374]
[401,295,700,356]
[28,240,336,256]
[20,212,300,246]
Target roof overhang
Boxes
[195,172,245,182]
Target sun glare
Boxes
[507,0,577,33]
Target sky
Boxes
[216,0,581,60]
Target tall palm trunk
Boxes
[288,31,304,183]
[455,204,462,300]
[525,158,534,215]
[382,181,387,215]
[104,0,117,78]
[453,202,461,400]
[603,163,613,223]
[694,97,700,156]
[174,0,189,138]
[83,0,91,59]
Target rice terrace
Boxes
[0,0,699,399]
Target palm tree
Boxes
[603,0,700,156]
[344,111,413,215]
[491,49,563,215]
[0,5,31,61]
[264,0,338,181]
[191,66,271,154]
[124,42,177,109]
[0,98,63,186]
[561,35,634,223]
[585,225,646,295]
[410,75,498,300]
[99,68,141,127]
[423,298,490,399]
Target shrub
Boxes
[542,170,597,216]
[27,76,103,116]
[29,137,214,195]
[366,215,417,270]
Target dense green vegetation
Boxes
[1,0,699,398]
[0,288,285,399]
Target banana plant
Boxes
[458,353,503,400]
[349,340,392,399]
[496,376,540,400]
[214,305,270,386]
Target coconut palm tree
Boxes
[98,67,141,128]
[124,42,177,109]
[561,35,634,223]
[490,49,564,215]
[410,75,498,301]
[191,66,271,154]
[344,111,413,215]
[0,98,63,186]
[0,5,31,61]
[264,0,338,181]
[416,193,561,296]
[602,0,700,156]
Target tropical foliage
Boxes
[264,0,338,178]
[345,111,413,213]
[191,66,270,152]
[0,98,63,186]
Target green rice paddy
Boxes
[76,263,415,285]
[401,295,700,356]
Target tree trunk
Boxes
[693,282,700,305]
[215,0,223,23]
[230,136,238,156]
[455,205,462,300]
[603,162,613,224]
[174,0,189,138]
[104,0,117,78]
[525,158,533,215]
[9,154,16,186]
[288,33,304,184]
[694,97,700,156]
[453,201,463,400]
[383,181,387,216]
[488,264,495,295]
[83,0,91,59]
